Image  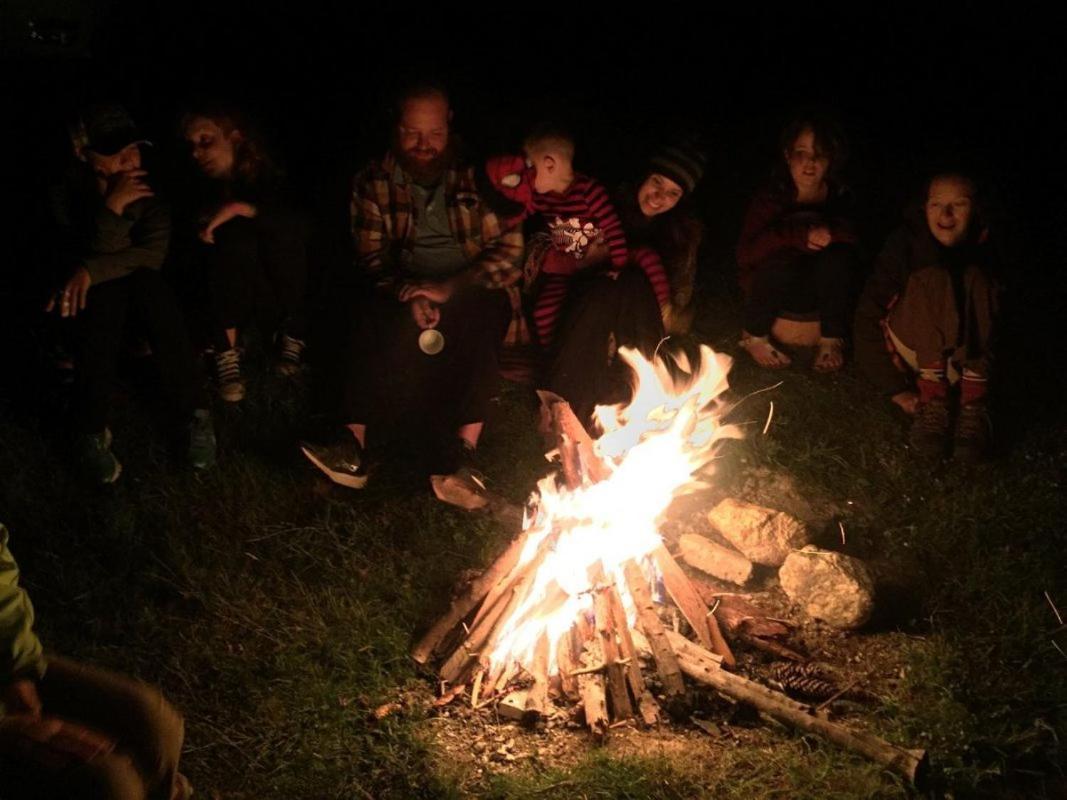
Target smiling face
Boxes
[637,172,684,217]
[925,175,975,247]
[785,128,830,196]
[396,94,450,176]
[184,116,239,180]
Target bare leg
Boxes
[457,422,483,449]
[346,423,367,449]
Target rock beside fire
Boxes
[707,499,810,566]
[778,546,874,629]
[678,533,753,585]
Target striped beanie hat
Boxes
[648,140,707,195]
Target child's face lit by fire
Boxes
[185,117,238,180]
[637,173,684,217]
[925,176,974,248]
[785,128,829,196]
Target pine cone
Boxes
[771,662,839,701]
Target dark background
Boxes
[2,2,1064,420]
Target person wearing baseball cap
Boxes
[45,103,216,484]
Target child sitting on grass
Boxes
[486,128,670,350]
[736,116,860,371]
[854,172,999,461]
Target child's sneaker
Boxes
[187,409,217,470]
[214,348,245,402]
[953,402,991,463]
[909,397,950,458]
[77,428,122,484]
[275,333,306,378]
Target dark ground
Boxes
[1,4,1066,798]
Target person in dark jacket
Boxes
[854,172,998,461]
[736,117,860,371]
[179,104,310,401]
[46,104,215,484]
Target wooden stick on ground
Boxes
[623,560,686,700]
[653,545,735,667]
[664,629,928,787]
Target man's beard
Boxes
[394,138,453,186]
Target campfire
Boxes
[419,347,927,785]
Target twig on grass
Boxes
[1045,591,1064,626]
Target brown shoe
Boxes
[909,397,950,458]
[954,402,991,463]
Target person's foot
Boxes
[954,401,991,463]
[739,332,791,368]
[813,337,845,373]
[909,396,951,458]
[214,348,245,402]
[186,409,217,470]
[300,436,368,489]
[275,333,306,378]
[77,428,122,484]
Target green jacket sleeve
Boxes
[0,524,46,688]
[83,198,171,285]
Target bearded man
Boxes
[301,82,523,488]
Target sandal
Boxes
[814,337,845,373]
[739,332,792,368]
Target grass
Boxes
[1,288,1065,799]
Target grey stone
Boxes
[707,498,810,566]
[778,546,875,629]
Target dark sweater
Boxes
[736,186,857,294]
[48,169,171,286]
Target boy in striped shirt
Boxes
[488,129,670,348]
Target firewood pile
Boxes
[421,360,926,785]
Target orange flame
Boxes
[486,345,740,675]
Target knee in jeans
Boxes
[85,750,146,800]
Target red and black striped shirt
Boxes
[530,174,629,269]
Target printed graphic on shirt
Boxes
[549,216,601,259]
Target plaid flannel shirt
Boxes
[351,152,524,290]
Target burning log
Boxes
[556,629,580,701]
[607,583,660,726]
[622,559,687,701]
[653,545,736,667]
[593,577,634,720]
[577,639,609,738]
[412,526,532,665]
[664,630,928,786]
[523,633,550,723]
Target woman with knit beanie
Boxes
[543,139,708,427]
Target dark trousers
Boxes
[743,243,858,339]
[546,265,665,425]
[0,657,184,800]
[344,286,509,435]
[208,209,308,352]
[73,269,206,435]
